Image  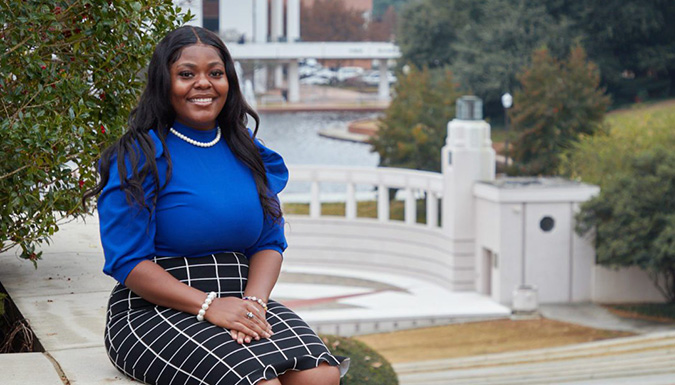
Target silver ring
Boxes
[246,311,254,319]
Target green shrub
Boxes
[0,1,188,264]
[321,334,399,385]
[576,148,675,302]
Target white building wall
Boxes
[219,0,254,41]
[571,203,594,302]
[474,199,499,297]
[287,0,301,42]
[474,181,601,306]
[524,203,572,303]
[282,217,466,290]
[592,265,666,303]
[253,0,268,43]
[497,203,525,305]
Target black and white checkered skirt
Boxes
[104,252,349,384]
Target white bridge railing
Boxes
[282,165,444,228]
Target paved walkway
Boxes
[0,216,509,384]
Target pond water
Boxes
[257,111,380,167]
[257,111,382,198]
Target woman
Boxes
[85,26,348,384]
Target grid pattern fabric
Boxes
[104,252,348,384]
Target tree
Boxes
[398,0,675,114]
[370,66,460,172]
[450,0,572,113]
[398,0,573,117]
[509,46,610,175]
[0,1,187,263]
[373,0,409,18]
[544,0,675,104]
[300,0,365,42]
[397,0,478,70]
[576,148,675,302]
[366,5,397,42]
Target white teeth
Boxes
[190,98,213,103]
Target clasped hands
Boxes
[204,296,273,344]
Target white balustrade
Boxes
[283,165,444,228]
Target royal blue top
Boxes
[97,121,288,284]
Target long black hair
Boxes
[84,26,281,223]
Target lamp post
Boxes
[501,92,513,166]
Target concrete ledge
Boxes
[51,347,136,384]
[0,353,64,385]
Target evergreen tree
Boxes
[544,0,675,104]
[397,0,480,70]
[510,46,610,175]
[576,148,675,302]
[398,0,675,110]
[370,66,460,172]
[450,0,572,112]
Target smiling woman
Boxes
[169,44,229,130]
[84,26,348,385]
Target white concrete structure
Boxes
[282,166,465,289]
[174,0,400,102]
[279,97,666,306]
[441,97,496,291]
[592,265,666,303]
[473,178,599,305]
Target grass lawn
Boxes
[283,199,435,224]
[354,318,633,364]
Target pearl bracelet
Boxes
[243,296,267,312]
[196,292,217,322]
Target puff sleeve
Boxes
[97,131,165,284]
[244,131,289,258]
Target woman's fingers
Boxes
[208,297,274,343]
[232,322,264,343]
[233,329,252,344]
[244,303,273,338]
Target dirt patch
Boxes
[354,318,633,364]
[0,281,43,353]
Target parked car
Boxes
[299,65,318,79]
[314,68,338,84]
[299,58,320,68]
[337,66,365,82]
[300,75,331,85]
[361,70,397,86]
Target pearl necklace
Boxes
[169,127,221,147]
